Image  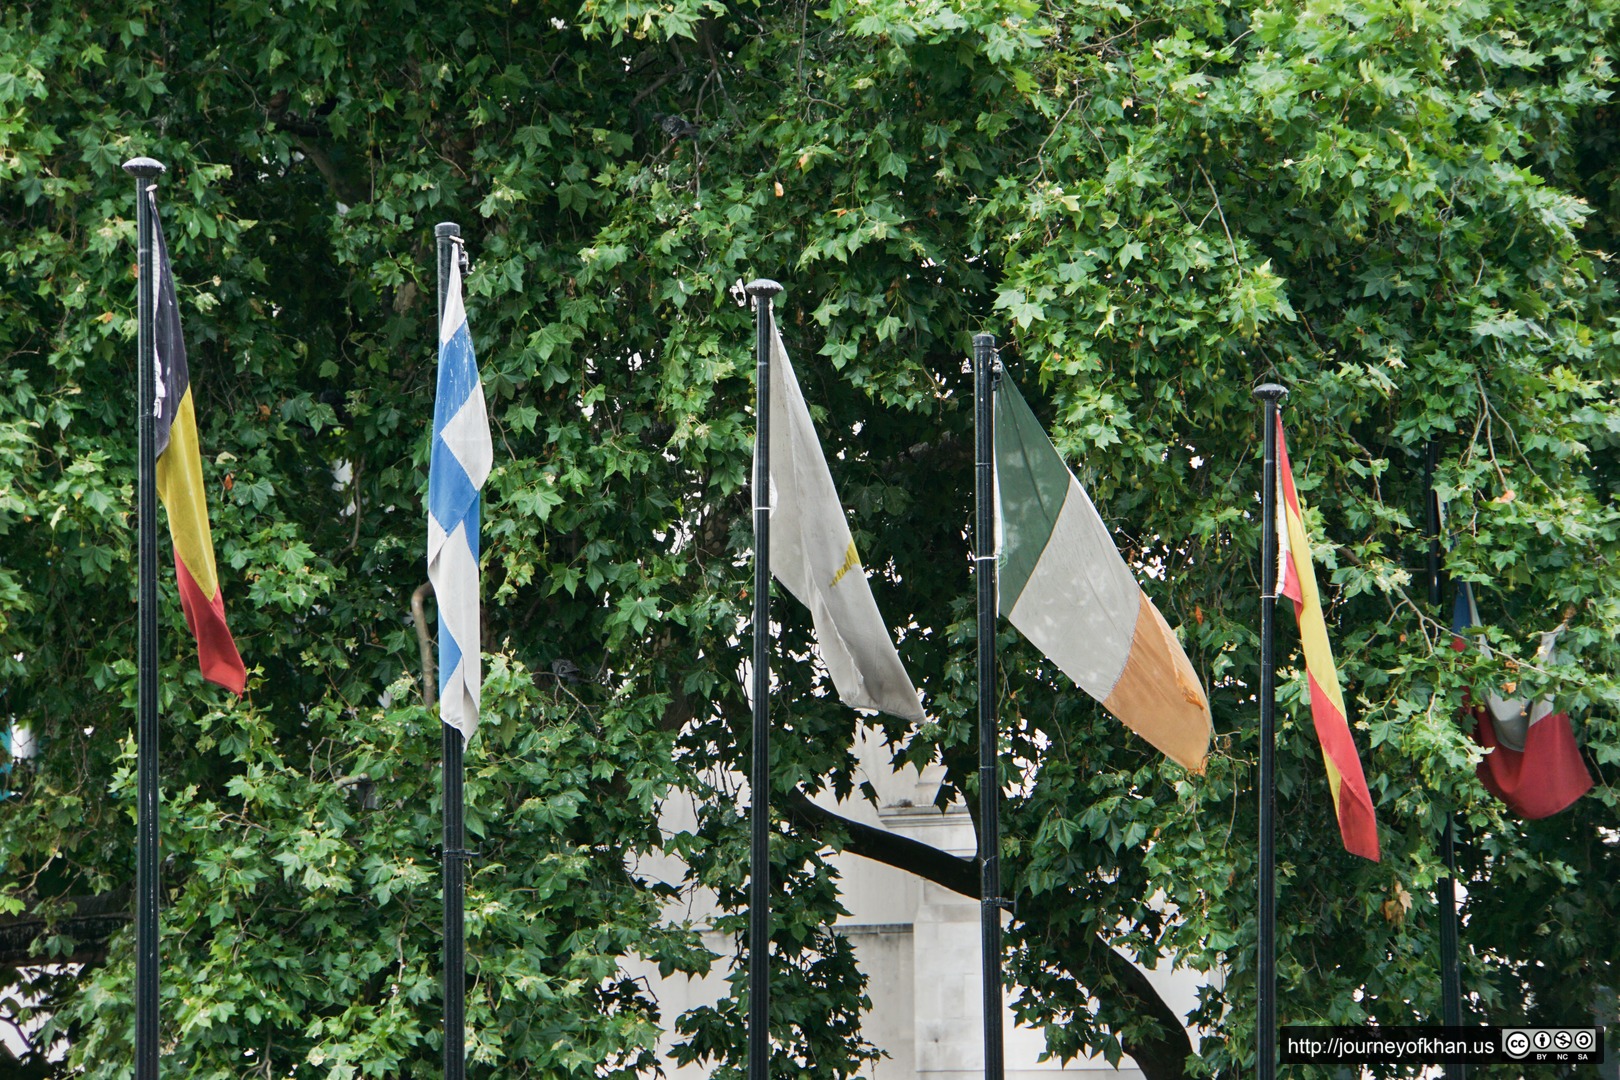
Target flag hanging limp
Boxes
[151,201,247,695]
[993,378,1211,772]
[1274,416,1379,860]
[428,254,492,741]
[764,324,925,722]
[1451,584,1592,819]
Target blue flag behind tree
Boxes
[428,255,493,741]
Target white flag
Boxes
[762,324,925,722]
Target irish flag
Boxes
[151,201,246,695]
[994,378,1210,771]
[1274,416,1378,860]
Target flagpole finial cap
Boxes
[973,332,997,350]
[1253,382,1289,403]
[436,222,461,239]
[122,157,166,178]
[744,278,783,300]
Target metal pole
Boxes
[124,154,166,1080]
[1426,443,1466,1070]
[974,333,1005,1080]
[745,277,782,1080]
[436,221,466,1080]
[1253,382,1288,1080]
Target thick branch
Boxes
[784,789,977,896]
[1080,936,1199,1079]
[784,788,1195,1080]
[411,581,436,708]
[265,96,369,207]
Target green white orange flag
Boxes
[1274,416,1377,860]
[994,378,1211,771]
[764,324,925,722]
[151,199,246,695]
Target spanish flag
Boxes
[1274,417,1378,860]
[151,203,246,695]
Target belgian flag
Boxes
[151,205,246,694]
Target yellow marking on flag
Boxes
[829,541,861,588]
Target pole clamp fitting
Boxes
[446,233,470,272]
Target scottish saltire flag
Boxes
[151,199,247,694]
[1274,416,1379,860]
[994,377,1211,771]
[428,255,492,741]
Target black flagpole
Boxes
[436,221,467,1080]
[1426,441,1466,1073]
[125,154,165,1080]
[745,277,782,1080]
[1253,382,1288,1080]
[973,332,1006,1080]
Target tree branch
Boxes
[1074,935,1198,1079]
[411,581,436,709]
[783,788,1195,1080]
[0,890,129,967]
[783,788,977,896]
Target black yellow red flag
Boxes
[150,203,246,694]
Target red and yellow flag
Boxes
[1274,416,1378,860]
[151,205,246,695]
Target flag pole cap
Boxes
[122,157,166,178]
[1253,382,1289,403]
[744,278,783,300]
[972,332,1001,378]
[436,222,461,239]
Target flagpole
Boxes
[1425,442,1466,1071]
[436,221,467,1080]
[745,277,782,1080]
[1253,382,1288,1080]
[124,154,166,1080]
[973,332,1006,1080]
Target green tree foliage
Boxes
[1,0,1615,1076]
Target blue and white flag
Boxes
[428,254,493,741]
